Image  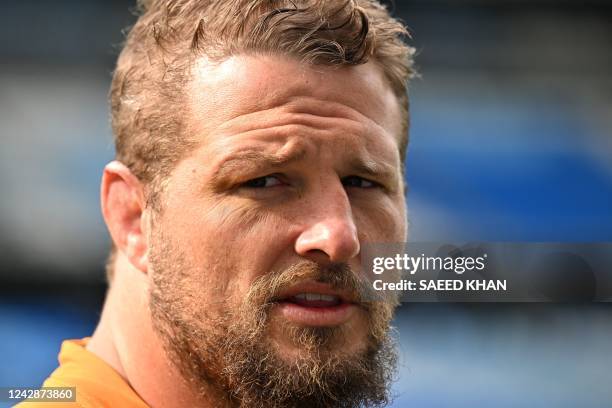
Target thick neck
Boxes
[87,254,229,408]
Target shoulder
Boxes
[14,338,148,408]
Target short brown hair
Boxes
[106,0,416,280]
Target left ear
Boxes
[100,161,150,274]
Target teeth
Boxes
[294,293,339,302]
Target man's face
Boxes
[147,55,407,407]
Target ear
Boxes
[101,161,150,274]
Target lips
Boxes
[272,282,359,327]
[289,293,343,308]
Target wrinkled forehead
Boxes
[186,54,403,143]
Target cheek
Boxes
[354,197,406,243]
[164,197,294,302]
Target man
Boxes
[21,0,415,406]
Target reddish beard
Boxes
[149,244,399,408]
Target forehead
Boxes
[187,54,403,145]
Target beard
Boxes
[148,234,399,408]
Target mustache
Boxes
[246,260,378,309]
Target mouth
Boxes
[271,282,359,327]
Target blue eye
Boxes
[342,176,377,188]
[243,175,283,188]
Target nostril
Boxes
[295,218,360,263]
[302,249,332,264]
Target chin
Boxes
[268,311,371,362]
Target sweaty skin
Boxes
[89,54,407,408]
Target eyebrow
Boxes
[348,158,399,190]
[209,146,399,193]
[349,158,388,179]
[209,147,307,190]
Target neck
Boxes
[87,255,230,408]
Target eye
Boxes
[342,176,379,189]
[242,175,283,188]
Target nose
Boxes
[294,189,360,263]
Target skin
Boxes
[89,54,408,408]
